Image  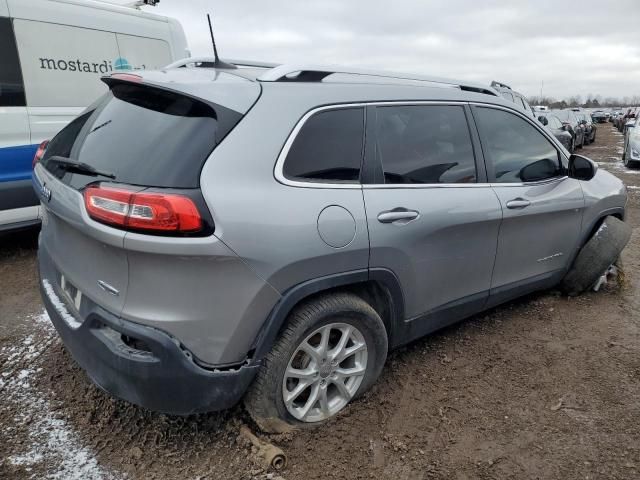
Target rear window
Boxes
[283,108,365,183]
[41,82,242,189]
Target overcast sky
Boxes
[134,0,640,100]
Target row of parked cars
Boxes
[536,109,597,153]
[489,83,600,154]
[493,84,640,164]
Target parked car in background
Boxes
[0,0,188,233]
[553,110,585,151]
[576,112,596,144]
[623,114,638,138]
[616,109,636,132]
[591,111,607,123]
[611,111,623,123]
[623,116,640,168]
[537,112,573,151]
[490,80,535,117]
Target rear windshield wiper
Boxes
[48,155,116,180]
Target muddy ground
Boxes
[1,124,639,480]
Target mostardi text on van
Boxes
[38,56,144,74]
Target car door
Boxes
[471,105,584,307]
[363,103,502,334]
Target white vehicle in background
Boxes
[0,0,188,231]
[534,105,549,111]
[623,115,640,168]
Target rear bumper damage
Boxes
[39,252,259,415]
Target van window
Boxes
[475,107,561,183]
[283,108,365,183]
[375,105,477,184]
[12,20,171,108]
[0,17,26,107]
[41,82,243,189]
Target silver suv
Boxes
[34,61,629,432]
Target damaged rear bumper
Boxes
[39,254,259,415]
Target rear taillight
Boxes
[32,140,49,168]
[84,185,202,234]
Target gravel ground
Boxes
[1,124,639,480]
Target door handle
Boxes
[506,198,531,209]
[377,208,420,224]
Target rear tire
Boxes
[560,216,631,296]
[245,292,388,433]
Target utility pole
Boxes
[540,80,544,101]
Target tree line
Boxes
[527,94,640,109]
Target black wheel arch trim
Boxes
[581,208,626,247]
[565,207,627,270]
[249,268,405,364]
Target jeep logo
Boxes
[40,182,52,202]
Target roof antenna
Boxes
[206,13,235,69]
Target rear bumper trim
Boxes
[40,273,259,415]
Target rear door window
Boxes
[475,107,562,183]
[0,17,26,107]
[374,105,477,184]
[283,108,365,183]
[41,82,242,189]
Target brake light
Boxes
[84,185,202,233]
[32,140,49,168]
[110,73,143,83]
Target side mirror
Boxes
[519,158,560,182]
[568,154,597,181]
[562,124,570,131]
[538,116,549,126]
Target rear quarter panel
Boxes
[199,85,370,294]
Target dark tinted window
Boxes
[283,108,364,182]
[0,17,26,107]
[375,105,476,184]
[476,107,561,183]
[42,82,242,189]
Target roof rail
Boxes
[164,57,280,70]
[258,64,498,95]
[491,80,512,90]
[223,59,281,69]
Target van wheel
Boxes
[560,216,631,296]
[244,293,388,433]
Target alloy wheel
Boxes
[282,322,368,422]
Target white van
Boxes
[0,0,188,231]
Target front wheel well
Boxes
[586,212,624,246]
